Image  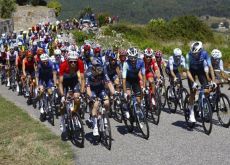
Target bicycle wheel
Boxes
[112,97,123,123]
[166,86,177,113]
[216,93,230,128]
[183,94,195,128]
[100,113,112,150]
[122,105,134,132]
[71,113,85,148]
[157,84,167,108]
[48,98,55,126]
[134,104,149,139]
[201,98,213,135]
[178,88,189,111]
[151,91,161,125]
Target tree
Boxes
[47,0,62,16]
[31,0,40,6]
[0,0,16,18]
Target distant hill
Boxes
[59,0,230,23]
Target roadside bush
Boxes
[47,0,62,16]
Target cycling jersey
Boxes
[166,55,186,71]
[38,60,54,88]
[122,59,145,80]
[7,51,18,65]
[212,59,224,71]
[144,58,158,79]
[105,61,119,80]
[59,60,84,78]
[16,56,23,70]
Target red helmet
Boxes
[84,44,91,51]
[155,50,163,58]
[144,48,153,57]
[94,46,101,54]
[37,48,44,55]
[26,50,33,58]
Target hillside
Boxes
[59,0,230,23]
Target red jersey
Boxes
[144,58,159,74]
[24,58,35,71]
[59,60,84,78]
[16,56,23,70]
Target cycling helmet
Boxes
[127,48,138,57]
[32,41,37,46]
[40,53,49,62]
[26,50,33,58]
[91,58,104,75]
[84,44,91,51]
[68,51,78,61]
[37,48,44,55]
[173,48,182,56]
[155,50,163,58]
[191,41,203,54]
[94,46,101,54]
[18,42,22,46]
[109,52,117,60]
[211,49,222,59]
[19,50,25,56]
[54,49,61,56]
[144,48,153,57]
[119,50,127,56]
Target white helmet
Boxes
[144,48,153,57]
[68,51,78,61]
[127,48,138,57]
[191,41,203,54]
[54,49,61,55]
[56,20,60,25]
[211,49,222,59]
[33,41,37,46]
[18,42,22,46]
[40,53,49,61]
[173,48,182,56]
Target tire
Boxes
[178,88,189,111]
[100,113,112,150]
[71,113,85,148]
[134,104,149,139]
[166,86,177,113]
[122,104,134,133]
[201,98,213,135]
[157,84,167,109]
[183,94,195,128]
[112,99,123,123]
[216,93,230,128]
[151,91,161,125]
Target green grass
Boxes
[0,96,74,165]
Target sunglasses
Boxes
[43,61,48,64]
[129,57,137,61]
[145,56,152,59]
[69,61,77,64]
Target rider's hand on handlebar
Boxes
[211,81,217,89]
[192,82,198,89]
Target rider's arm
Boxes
[185,54,195,83]
[207,57,216,82]
[59,75,64,96]
[78,59,85,93]
[122,62,128,93]
[140,60,146,88]
[22,59,26,77]
[53,70,57,86]
[169,56,176,79]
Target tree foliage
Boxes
[0,0,16,18]
[47,0,62,16]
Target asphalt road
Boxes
[0,81,229,165]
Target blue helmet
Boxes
[109,52,117,60]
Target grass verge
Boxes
[0,96,74,165]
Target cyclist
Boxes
[81,43,93,68]
[154,50,167,77]
[166,48,186,85]
[186,41,216,123]
[86,58,115,136]
[143,48,161,94]
[59,51,85,137]
[118,49,127,68]
[208,49,229,81]
[105,52,121,92]
[37,53,55,121]
[122,48,146,117]
[22,50,36,98]
[52,49,64,86]
[16,50,25,95]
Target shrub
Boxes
[47,0,62,16]
[0,0,16,18]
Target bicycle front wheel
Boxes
[217,93,230,128]
[100,113,112,150]
[201,98,213,135]
[134,104,149,139]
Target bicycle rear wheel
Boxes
[134,104,149,139]
[178,88,189,111]
[71,113,85,148]
[157,84,167,109]
[112,98,123,123]
[122,105,134,132]
[216,93,230,128]
[201,98,213,135]
[151,91,161,125]
[166,86,177,113]
[183,94,195,128]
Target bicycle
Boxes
[183,85,213,135]
[156,77,167,109]
[142,83,161,125]
[9,66,17,92]
[166,78,188,113]
[126,93,149,139]
[90,97,112,150]
[209,81,230,128]
[63,89,85,148]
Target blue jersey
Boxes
[105,61,120,79]
[186,50,211,71]
[38,60,53,81]
[122,58,145,80]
